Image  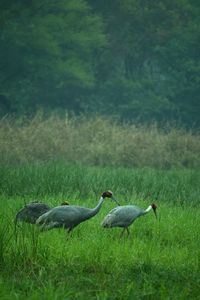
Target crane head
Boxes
[151,203,157,218]
[102,190,113,198]
[61,201,70,206]
[102,190,120,205]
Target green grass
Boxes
[1,161,200,205]
[0,162,200,299]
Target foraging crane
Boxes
[101,203,157,236]
[36,191,120,232]
[15,200,70,225]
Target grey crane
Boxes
[36,191,119,233]
[15,200,70,225]
[101,203,157,237]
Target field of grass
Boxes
[1,114,200,168]
[0,162,200,299]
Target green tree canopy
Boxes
[88,0,200,126]
[0,0,106,113]
[0,0,199,128]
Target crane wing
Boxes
[36,205,90,228]
[16,202,50,224]
[102,205,142,228]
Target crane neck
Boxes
[144,205,152,214]
[86,196,104,219]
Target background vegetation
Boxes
[1,114,200,168]
[0,0,200,127]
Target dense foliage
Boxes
[0,0,199,127]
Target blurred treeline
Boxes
[0,0,199,127]
[1,114,200,168]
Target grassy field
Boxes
[1,114,200,168]
[0,162,200,299]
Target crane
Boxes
[101,203,157,237]
[36,191,120,233]
[15,200,70,225]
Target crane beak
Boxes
[111,196,120,206]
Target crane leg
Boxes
[120,228,126,238]
[67,227,73,234]
[126,227,130,236]
[120,227,130,238]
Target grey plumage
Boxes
[101,203,157,236]
[15,200,70,225]
[36,191,119,233]
[15,202,51,225]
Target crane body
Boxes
[36,191,119,232]
[15,200,70,225]
[101,203,157,236]
[15,202,51,225]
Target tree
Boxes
[0,0,106,114]
[87,0,200,127]
[0,0,199,128]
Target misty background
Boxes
[0,0,199,128]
